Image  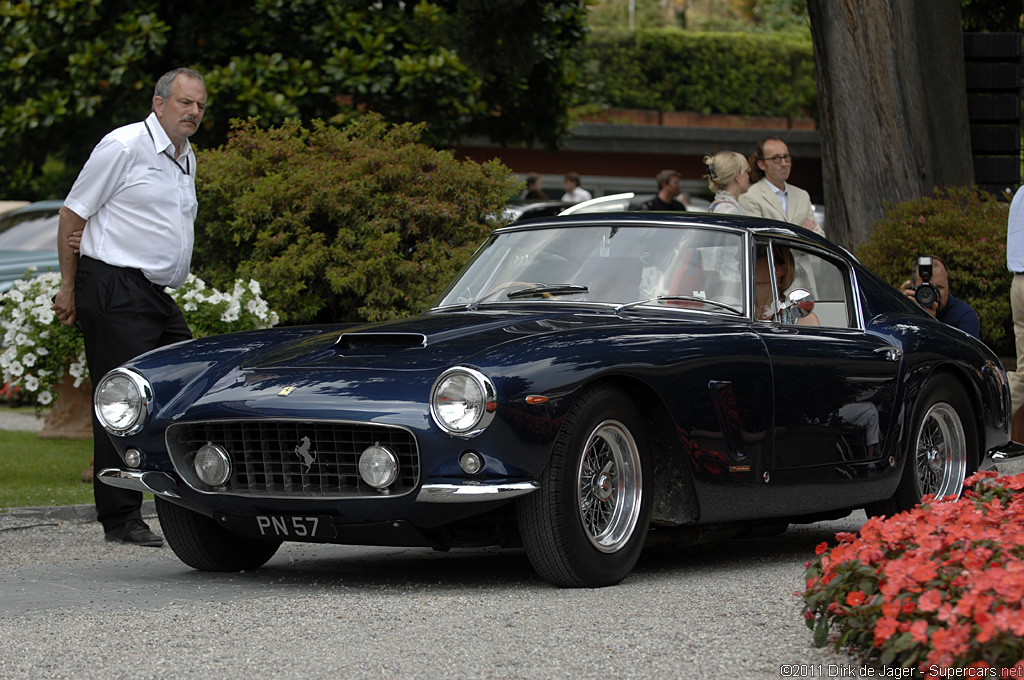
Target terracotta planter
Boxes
[38,373,93,440]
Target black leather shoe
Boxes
[105,520,164,547]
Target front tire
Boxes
[156,497,281,571]
[518,385,652,587]
[867,375,975,517]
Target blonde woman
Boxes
[702,151,751,214]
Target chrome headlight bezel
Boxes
[429,367,497,438]
[93,367,153,437]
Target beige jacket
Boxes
[739,178,821,234]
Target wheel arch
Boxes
[905,363,983,474]
[574,374,700,526]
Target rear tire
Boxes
[156,497,281,571]
[866,375,975,517]
[517,385,651,587]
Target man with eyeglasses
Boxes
[52,68,207,548]
[739,137,823,236]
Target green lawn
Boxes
[0,430,95,509]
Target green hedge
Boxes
[855,186,1012,356]
[576,29,816,118]
[193,114,520,326]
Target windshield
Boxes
[435,224,746,313]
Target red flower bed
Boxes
[802,471,1024,674]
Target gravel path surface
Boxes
[0,506,870,679]
[0,410,46,432]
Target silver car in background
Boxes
[0,200,61,293]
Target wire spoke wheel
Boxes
[576,420,642,553]
[914,402,967,501]
[517,386,651,587]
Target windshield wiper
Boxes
[506,284,589,299]
[466,283,589,311]
[615,296,743,317]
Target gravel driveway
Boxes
[0,504,869,680]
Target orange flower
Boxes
[846,591,866,607]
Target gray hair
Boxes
[153,68,205,101]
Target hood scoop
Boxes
[335,332,428,353]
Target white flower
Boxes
[32,306,55,326]
[221,302,241,323]
[184,301,198,312]
[22,353,36,367]
[36,346,49,356]
[248,279,261,295]
[7,361,24,378]
[24,374,39,392]
[37,390,53,405]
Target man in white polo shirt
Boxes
[739,136,824,236]
[53,68,207,547]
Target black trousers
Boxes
[75,256,192,532]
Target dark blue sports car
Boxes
[97,213,1021,587]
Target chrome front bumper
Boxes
[99,468,539,504]
[98,469,182,498]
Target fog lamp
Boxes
[359,444,399,489]
[195,442,231,487]
[124,448,144,468]
[459,451,484,475]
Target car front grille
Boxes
[166,420,419,498]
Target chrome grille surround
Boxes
[165,419,419,499]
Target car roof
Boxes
[494,210,817,241]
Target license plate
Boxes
[256,515,336,539]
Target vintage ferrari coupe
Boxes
[97,213,1020,587]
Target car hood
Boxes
[240,308,640,372]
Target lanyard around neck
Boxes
[144,120,190,177]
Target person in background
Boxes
[1007,185,1024,441]
[899,255,980,338]
[52,67,207,548]
[522,173,548,200]
[639,169,683,211]
[560,172,592,204]
[739,137,824,236]
[703,151,751,214]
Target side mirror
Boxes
[784,288,815,318]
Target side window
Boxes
[788,249,853,328]
[754,239,853,328]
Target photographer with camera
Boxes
[900,255,980,338]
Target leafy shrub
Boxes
[856,186,1012,357]
[577,29,816,118]
[193,114,520,325]
[801,471,1024,672]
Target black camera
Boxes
[911,256,939,309]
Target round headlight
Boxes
[430,367,497,437]
[359,444,399,489]
[195,443,232,486]
[94,368,153,436]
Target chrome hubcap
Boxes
[577,420,642,553]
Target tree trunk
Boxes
[807,0,975,251]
